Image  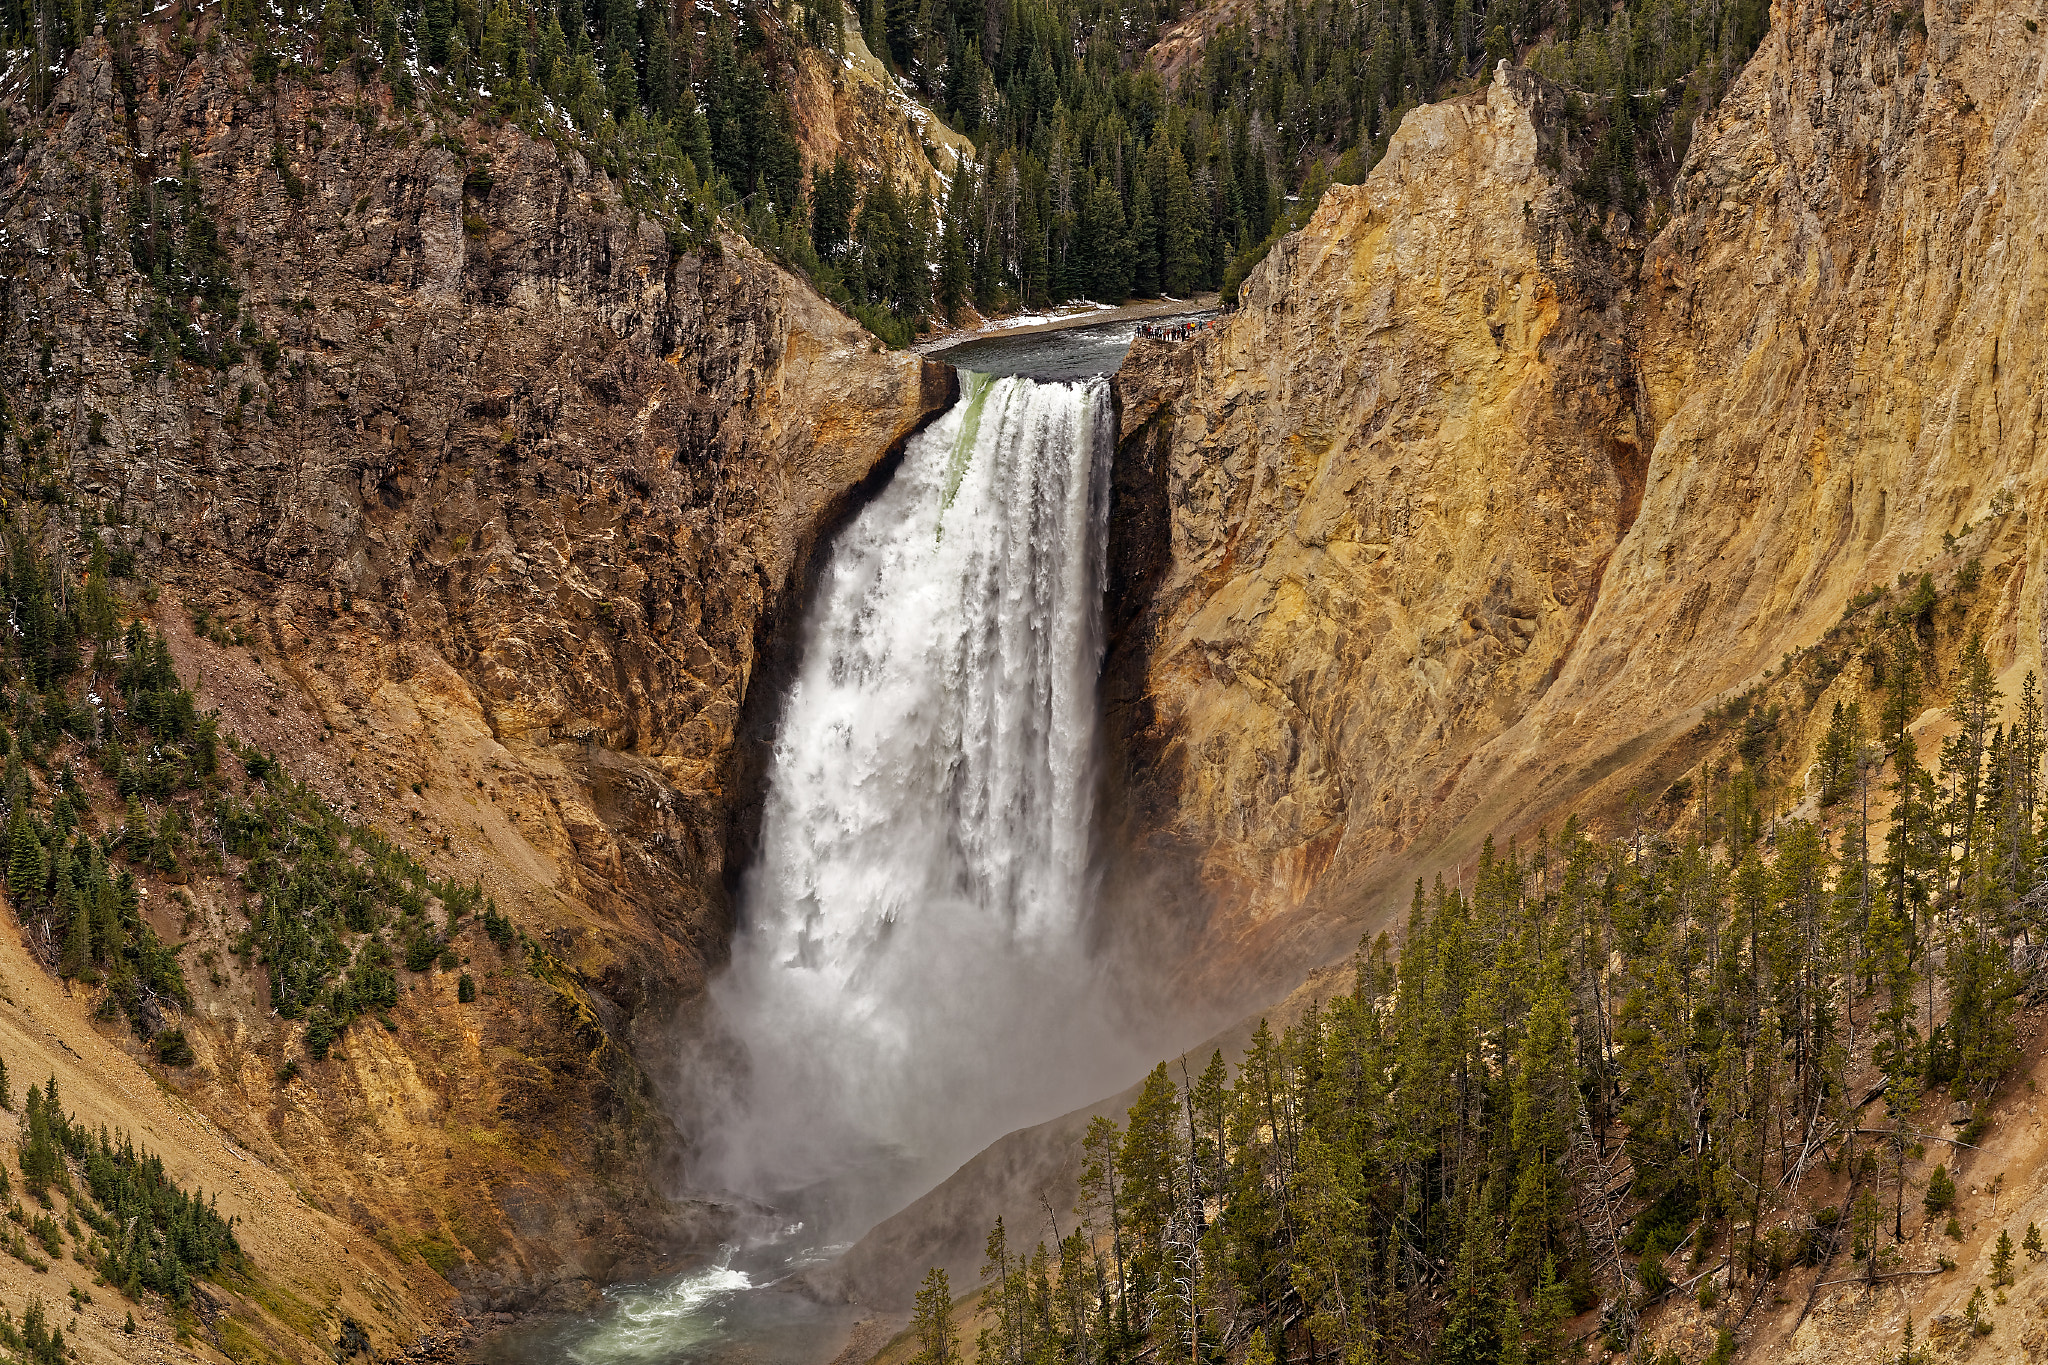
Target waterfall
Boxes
[698,373,1140,1218]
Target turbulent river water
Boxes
[472,316,1185,1365]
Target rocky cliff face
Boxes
[787,21,974,196]
[0,18,948,1342]
[1105,66,1644,994]
[1109,0,2048,1004]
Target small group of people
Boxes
[1138,317,1219,342]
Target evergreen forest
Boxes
[908,615,2048,1364]
[5,0,1773,341]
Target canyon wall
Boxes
[1108,0,2048,999]
[0,20,948,1344]
[1104,65,1645,996]
[787,20,975,195]
[839,0,2048,1320]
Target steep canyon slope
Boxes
[828,0,2048,1325]
[1107,0,2048,1000]
[1104,65,1642,1002]
[0,21,948,1355]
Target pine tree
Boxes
[910,1268,957,1365]
[1923,1164,1956,1214]
[81,546,117,649]
[977,1219,1020,1365]
[1189,1049,1229,1205]
[1879,630,1934,953]
[1944,919,2021,1090]
[1528,1255,1572,1365]
[1119,1062,1183,1253]
[1128,173,1158,298]
[1944,633,2001,895]
[1506,957,1573,1273]
[1499,1296,1529,1365]
[58,900,91,979]
[1077,1114,1128,1329]
[1993,1228,2016,1287]
[422,0,452,66]
[372,0,399,60]
[703,23,745,187]
[1817,700,1861,807]
[1158,145,1200,296]
[937,216,969,321]
[811,156,857,258]
[536,11,568,92]
[679,95,713,188]
[6,809,39,900]
[1081,172,1131,302]
[1437,1215,1506,1365]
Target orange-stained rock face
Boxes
[1109,0,2048,1009]
[1105,66,1643,1001]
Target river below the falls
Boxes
[467,1235,858,1365]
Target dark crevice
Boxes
[1089,379,1220,1014]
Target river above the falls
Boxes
[928,308,1220,380]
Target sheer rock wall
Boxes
[1106,66,1643,996]
[1109,0,2048,1002]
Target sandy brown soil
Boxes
[0,910,456,1365]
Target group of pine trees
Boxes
[6,0,1775,342]
[0,1298,71,1365]
[910,628,2042,1365]
[0,500,507,1068]
[843,0,1774,320]
[0,532,198,1051]
[225,785,503,1061]
[9,1066,242,1306]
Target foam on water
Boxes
[562,1256,755,1364]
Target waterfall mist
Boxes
[690,373,1154,1233]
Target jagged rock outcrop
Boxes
[787,23,974,195]
[1105,66,1643,995]
[1109,0,2048,1005]
[0,18,949,1340]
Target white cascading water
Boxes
[699,372,1143,1215]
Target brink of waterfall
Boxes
[695,372,1144,1227]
